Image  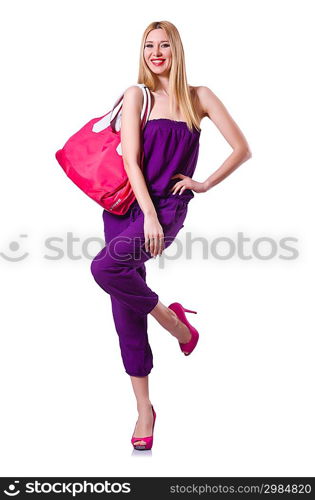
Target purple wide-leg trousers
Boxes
[90,196,189,377]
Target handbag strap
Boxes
[110,83,151,131]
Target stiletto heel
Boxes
[183,308,197,314]
[131,405,156,451]
[168,302,199,356]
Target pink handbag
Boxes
[55,84,152,215]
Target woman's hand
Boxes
[144,213,165,258]
[169,174,208,195]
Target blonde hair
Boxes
[138,21,201,133]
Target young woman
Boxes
[90,20,252,451]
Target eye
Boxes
[145,43,169,48]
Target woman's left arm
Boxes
[197,85,252,192]
[170,86,252,196]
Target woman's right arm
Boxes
[120,86,165,257]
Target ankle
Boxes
[137,401,152,413]
[167,308,190,341]
[167,308,180,334]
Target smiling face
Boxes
[144,28,172,76]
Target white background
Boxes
[1,0,314,477]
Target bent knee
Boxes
[90,256,99,279]
[90,255,117,290]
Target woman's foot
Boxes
[168,308,192,353]
[132,402,154,447]
[150,301,193,354]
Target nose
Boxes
[152,46,163,56]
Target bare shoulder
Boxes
[123,85,144,108]
[188,85,217,122]
[121,85,145,129]
[193,85,224,120]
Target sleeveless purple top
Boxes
[142,118,201,204]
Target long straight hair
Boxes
[137,21,201,133]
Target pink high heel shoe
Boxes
[131,405,156,451]
[168,302,199,356]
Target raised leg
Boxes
[150,300,192,348]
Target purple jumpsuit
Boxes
[90,118,201,376]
